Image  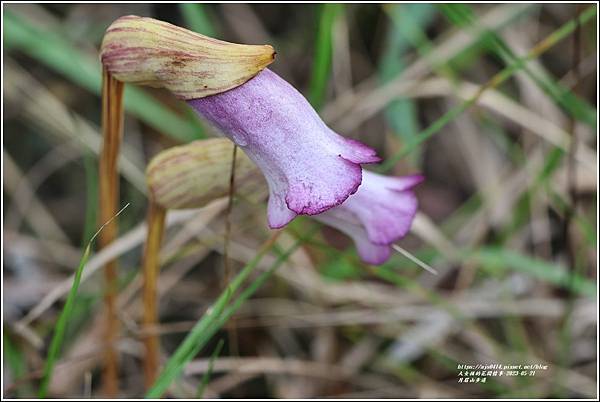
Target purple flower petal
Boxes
[354,239,392,265]
[187,69,380,228]
[317,212,391,265]
[314,170,422,265]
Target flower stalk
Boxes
[141,202,166,389]
[142,139,257,389]
[99,66,124,396]
[99,15,274,392]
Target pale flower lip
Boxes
[188,68,381,229]
[314,170,423,265]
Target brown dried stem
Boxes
[141,202,167,389]
[99,66,124,396]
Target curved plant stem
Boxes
[142,202,167,389]
[99,66,124,396]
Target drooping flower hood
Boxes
[101,15,275,99]
[188,69,381,228]
[314,170,423,264]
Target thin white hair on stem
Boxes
[392,244,438,276]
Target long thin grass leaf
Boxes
[195,339,224,398]
[38,203,130,398]
[146,232,283,397]
[4,10,203,142]
[308,3,344,110]
[380,5,597,170]
[4,333,31,397]
[179,3,217,37]
[145,283,232,397]
[438,3,597,128]
[470,248,596,297]
[380,4,435,151]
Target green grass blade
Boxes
[308,3,344,110]
[37,243,92,398]
[470,248,596,297]
[38,203,130,397]
[146,233,281,397]
[438,3,597,128]
[186,229,311,368]
[379,4,435,161]
[4,10,203,142]
[179,3,217,37]
[380,5,597,170]
[146,229,310,398]
[379,97,473,171]
[195,339,224,398]
[216,233,307,325]
[146,286,233,398]
[4,332,31,397]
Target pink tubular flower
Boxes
[187,69,380,229]
[314,170,423,265]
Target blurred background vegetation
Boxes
[3,2,597,398]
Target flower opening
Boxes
[314,170,423,265]
[188,69,381,228]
